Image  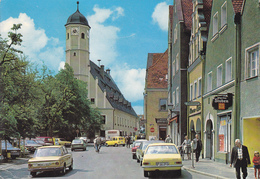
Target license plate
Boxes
[37,163,51,167]
[156,162,169,166]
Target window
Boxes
[194,81,197,99]
[217,64,223,87]
[172,60,176,77]
[217,114,231,152]
[190,84,193,101]
[159,99,167,111]
[221,2,227,27]
[213,12,218,36]
[101,115,106,124]
[176,54,179,72]
[174,26,177,43]
[91,98,95,104]
[207,72,212,92]
[246,44,259,78]
[67,33,69,39]
[81,33,85,39]
[198,78,202,97]
[225,58,232,82]
[172,91,176,107]
[74,52,76,56]
[176,87,179,105]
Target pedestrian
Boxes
[193,134,202,162]
[182,135,191,160]
[127,135,131,148]
[230,139,251,179]
[94,135,101,152]
[252,151,260,179]
[165,135,173,143]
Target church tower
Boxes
[65,1,91,82]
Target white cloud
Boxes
[110,63,146,102]
[59,61,65,71]
[0,13,64,72]
[87,6,121,66]
[133,106,143,115]
[112,7,125,21]
[152,2,169,31]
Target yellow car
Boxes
[105,136,125,147]
[53,138,71,147]
[28,145,73,177]
[142,143,182,177]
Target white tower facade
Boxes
[65,2,91,82]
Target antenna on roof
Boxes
[98,59,101,66]
[77,1,79,11]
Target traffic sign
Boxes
[150,127,155,133]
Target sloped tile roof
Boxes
[177,0,193,30]
[146,49,168,89]
[232,0,244,14]
[89,61,137,117]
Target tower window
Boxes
[67,33,69,39]
[74,52,76,56]
[81,33,85,39]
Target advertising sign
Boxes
[212,93,233,110]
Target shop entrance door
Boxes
[159,126,167,140]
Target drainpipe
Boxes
[234,13,241,141]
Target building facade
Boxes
[240,0,260,166]
[65,3,138,138]
[144,51,168,141]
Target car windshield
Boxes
[134,142,141,147]
[146,145,178,154]
[26,140,38,144]
[1,141,13,148]
[34,148,61,157]
[72,140,82,144]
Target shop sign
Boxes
[212,93,233,110]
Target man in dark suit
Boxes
[193,134,202,162]
[230,139,251,179]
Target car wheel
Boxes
[30,172,36,177]
[176,169,181,176]
[69,161,73,170]
[106,143,109,147]
[71,149,74,151]
[123,144,125,147]
[144,171,148,177]
[60,164,66,175]
[11,156,17,159]
[115,143,118,147]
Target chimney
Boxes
[100,65,104,78]
[106,68,111,74]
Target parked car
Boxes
[1,140,21,159]
[136,140,165,165]
[131,139,147,159]
[35,137,54,146]
[53,138,71,147]
[105,136,125,147]
[21,140,42,153]
[71,139,87,151]
[28,145,73,177]
[33,139,46,146]
[142,143,182,177]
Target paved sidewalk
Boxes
[182,158,254,179]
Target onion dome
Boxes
[65,1,90,27]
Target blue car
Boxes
[1,140,21,159]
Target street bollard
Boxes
[191,141,195,168]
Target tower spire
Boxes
[77,1,79,11]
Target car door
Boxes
[62,146,72,166]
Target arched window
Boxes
[81,33,85,39]
[74,52,76,56]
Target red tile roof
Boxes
[232,0,244,14]
[178,0,193,30]
[147,49,168,89]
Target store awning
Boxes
[168,116,178,125]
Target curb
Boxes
[182,166,229,179]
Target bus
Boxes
[105,130,123,140]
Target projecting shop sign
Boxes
[212,93,233,110]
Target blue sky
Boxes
[0,0,171,115]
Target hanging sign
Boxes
[212,93,233,110]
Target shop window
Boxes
[217,114,231,152]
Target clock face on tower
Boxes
[71,27,79,35]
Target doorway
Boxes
[159,126,167,140]
[206,119,213,159]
